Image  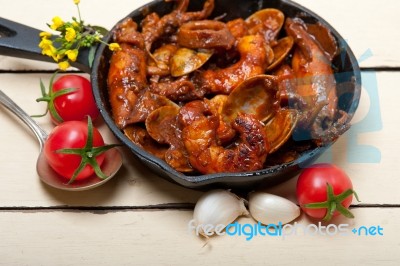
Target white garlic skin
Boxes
[249,192,300,225]
[193,189,248,236]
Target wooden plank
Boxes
[0,71,397,207]
[0,207,398,265]
[298,0,400,68]
[0,0,399,70]
[0,1,397,264]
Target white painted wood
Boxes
[298,0,399,68]
[0,72,398,206]
[0,208,398,265]
[0,1,399,264]
[0,0,399,70]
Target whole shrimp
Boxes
[195,34,273,94]
[285,18,349,145]
[179,101,270,174]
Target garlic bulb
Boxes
[248,192,300,225]
[191,189,248,237]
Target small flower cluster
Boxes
[39,0,120,70]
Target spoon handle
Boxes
[0,90,48,148]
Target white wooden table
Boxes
[0,0,399,265]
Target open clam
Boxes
[170,48,213,77]
[145,105,192,172]
[145,105,180,144]
[124,125,168,160]
[220,75,299,154]
[129,90,179,123]
[147,44,178,76]
[264,109,299,153]
[246,8,285,44]
[266,36,294,71]
[222,75,279,123]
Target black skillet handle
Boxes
[0,17,91,73]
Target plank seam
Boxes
[0,204,398,213]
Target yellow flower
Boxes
[109,43,121,51]
[50,16,64,30]
[73,0,80,4]
[39,39,58,60]
[43,46,57,57]
[38,38,53,49]
[39,32,52,38]
[65,49,79,62]
[58,61,70,71]
[65,27,76,42]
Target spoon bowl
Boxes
[0,90,122,191]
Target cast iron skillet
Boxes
[0,0,361,189]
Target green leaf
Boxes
[39,78,46,95]
[49,72,58,90]
[86,116,94,148]
[67,159,87,185]
[90,158,108,180]
[88,46,96,68]
[336,204,355,219]
[55,148,83,155]
[323,201,336,221]
[303,201,329,209]
[48,101,64,124]
[53,88,77,98]
[30,110,48,118]
[90,144,121,156]
[92,25,108,36]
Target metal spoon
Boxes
[0,90,123,191]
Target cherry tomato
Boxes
[51,75,99,124]
[296,163,358,221]
[44,120,105,181]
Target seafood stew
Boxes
[91,0,361,188]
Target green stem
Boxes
[76,4,82,23]
[32,72,78,123]
[303,183,360,221]
[56,116,121,184]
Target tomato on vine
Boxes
[33,73,99,124]
[44,117,118,183]
[296,163,360,221]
